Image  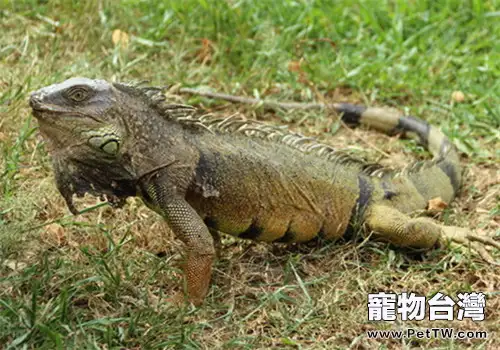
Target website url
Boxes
[366,328,487,340]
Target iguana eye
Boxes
[65,86,90,102]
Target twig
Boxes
[178,87,343,111]
[339,120,392,158]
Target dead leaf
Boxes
[287,59,310,84]
[288,60,301,72]
[3,259,27,271]
[40,223,67,246]
[451,91,465,103]
[314,38,336,47]
[197,38,213,63]
[299,38,337,48]
[427,197,448,211]
[112,29,129,48]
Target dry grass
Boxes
[1,1,499,348]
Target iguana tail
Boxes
[337,104,461,203]
[178,88,462,203]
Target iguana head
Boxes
[30,77,198,214]
[30,77,126,150]
[29,77,141,214]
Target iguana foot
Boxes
[182,253,215,306]
[365,205,441,248]
[365,205,499,264]
[440,226,500,265]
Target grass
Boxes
[0,0,499,348]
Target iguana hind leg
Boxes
[364,204,499,263]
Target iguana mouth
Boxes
[29,101,69,121]
[31,106,103,126]
[30,108,63,121]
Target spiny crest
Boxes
[396,158,441,177]
[179,112,398,176]
[117,82,401,178]
[113,81,198,119]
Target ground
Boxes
[0,1,499,348]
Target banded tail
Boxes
[178,88,462,203]
[335,104,461,203]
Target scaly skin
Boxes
[30,78,499,305]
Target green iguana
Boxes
[29,78,499,305]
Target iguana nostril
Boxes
[29,92,43,109]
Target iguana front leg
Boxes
[143,182,216,305]
[365,204,500,264]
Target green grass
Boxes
[1,0,499,348]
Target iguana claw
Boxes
[441,226,500,265]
